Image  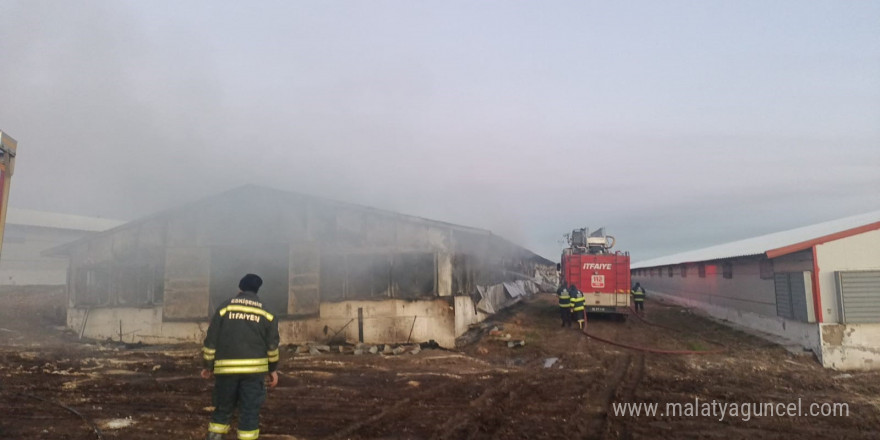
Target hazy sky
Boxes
[1,1,878,261]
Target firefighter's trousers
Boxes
[559,307,572,327]
[210,374,266,439]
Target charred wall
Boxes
[61,187,551,329]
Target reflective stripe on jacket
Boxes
[203,291,281,375]
[632,289,645,302]
[558,290,571,308]
[571,295,585,312]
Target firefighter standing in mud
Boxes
[569,284,586,329]
[631,282,646,315]
[201,274,280,440]
[556,285,572,327]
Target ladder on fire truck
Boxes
[0,130,18,258]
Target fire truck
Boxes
[560,228,631,315]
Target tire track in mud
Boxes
[582,353,632,440]
[613,353,645,440]
[428,375,515,440]
[321,381,455,440]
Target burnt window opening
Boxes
[319,251,435,301]
[680,264,688,278]
[289,248,320,316]
[74,267,111,306]
[347,253,393,299]
[452,254,477,296]
[319,254,346,301]
[72,252,165,308]
[698,263,706,278]
[115,249,166,306]
[393,252,435,298]
[667,266,673,277]
[114,264,165,306]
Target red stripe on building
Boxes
[765,221,880,259]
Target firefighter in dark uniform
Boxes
[569,284,586,329]
[556,285,572,327]
[631,282,646,314]
[201,274,280,440]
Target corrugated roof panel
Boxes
[5,208,126,232]
[632,210,880,269]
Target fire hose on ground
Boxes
[20,392,104,439]
[579,303,727,355]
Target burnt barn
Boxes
[47,185,553,347]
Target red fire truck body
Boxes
[561,228,631,314]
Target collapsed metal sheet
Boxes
[476,284,508,314]
[503,282,527,298]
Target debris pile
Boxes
[289,341,433,357]
[487,325,526,349]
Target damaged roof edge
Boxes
[491,234,555,266]
[43,185,540,259]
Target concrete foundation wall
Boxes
[67,306,205,344]
[454,295,489,338]
[307,298,457,347]
[632,258,777,317]
[820,323,880,370]
[69,297,464,347]
[647,288,821,357]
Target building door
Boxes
[774,272,812,322]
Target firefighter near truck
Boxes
[559,228,631,319]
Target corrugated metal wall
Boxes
[630,257,777,317]
[774,272,809,322]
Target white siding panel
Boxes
[816,229,880,324]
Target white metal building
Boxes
[0,208,125,285]
[631,210,880,371]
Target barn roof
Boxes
[632,209,880,269]
[5,208,126,232]
[44,185,553,265]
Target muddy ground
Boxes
[1,287,879,440]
